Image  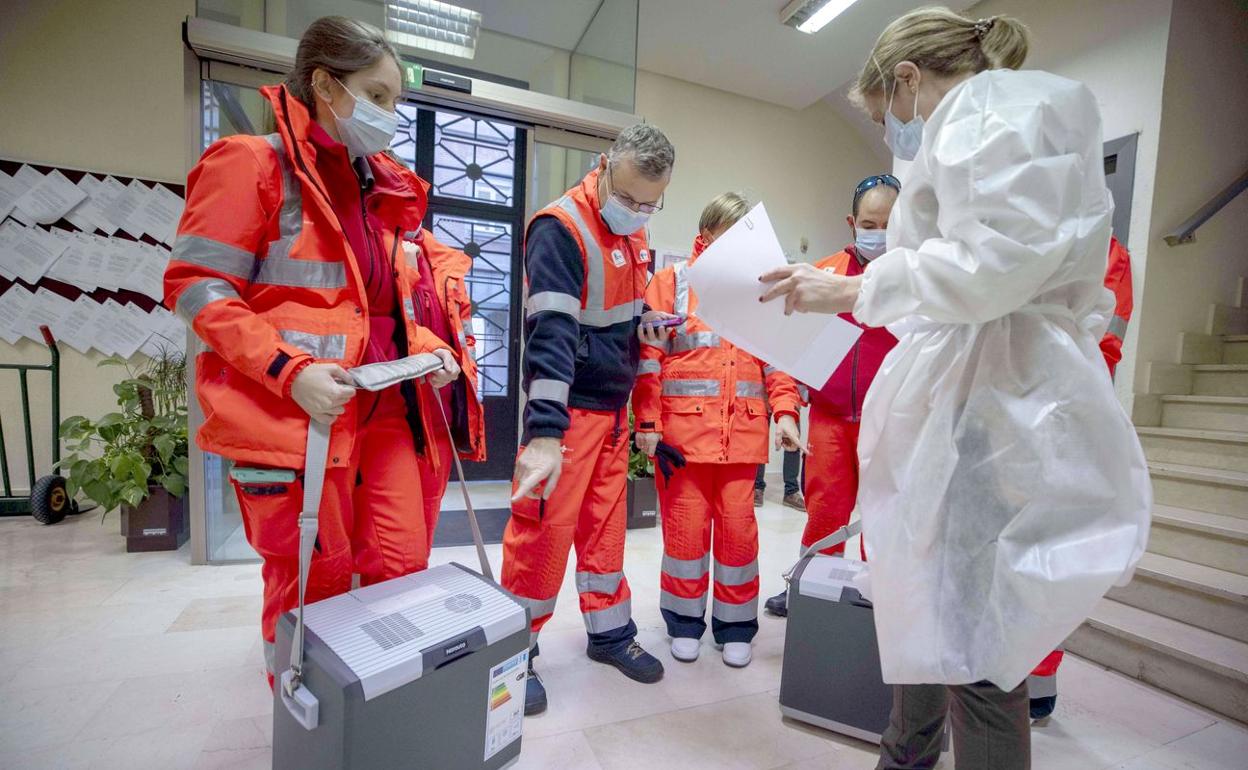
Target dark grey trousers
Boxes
[876,680,1030,770]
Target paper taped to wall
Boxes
[684,202,862,388]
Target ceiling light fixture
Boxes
[384,0,482,60]
[780,0,860,34]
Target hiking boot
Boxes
[783,492,806,511]
[764,589,789,617]
[586,639,665,683]
[524,663,547,716]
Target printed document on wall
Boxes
[684,202,861,387]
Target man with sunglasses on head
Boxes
[765,174,901,617]
[502,123,675,715]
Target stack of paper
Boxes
[0,221,69,283]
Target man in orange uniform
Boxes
[502,124,676,715]
[1028,234,1134,721]
[763,174,900,617]
[633,192,803,668]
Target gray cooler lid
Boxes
[797,555,867,603]
[303,563,527,700]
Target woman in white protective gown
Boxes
[760,7,1151,769]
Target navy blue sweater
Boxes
[522,216,642,442]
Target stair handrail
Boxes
[1164,168,1248,247]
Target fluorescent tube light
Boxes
[385,0,482,60]
[780,0,859,34]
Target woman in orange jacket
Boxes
[164,16,466,685]
[633,192,804,668]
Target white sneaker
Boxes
[722,642,752,668]
[670,637,700,662]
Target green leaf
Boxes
[66,475,80,497]
[121,485,147,508]
[130,459,150,486]
[153,434,175,464]
[98,355,127,367]
[161,473,187,498]
[59,415,90,438]
[174,456,189,475]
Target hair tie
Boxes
[973,18,995,37]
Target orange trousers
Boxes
[233,388,426,679]
[657,462,760,643]
[501,407,635,648]
[803,408,866,559]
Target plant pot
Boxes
[119,486,188,552]
[626,477,658,529]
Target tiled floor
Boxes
[1,488,1245,769]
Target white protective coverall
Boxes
[853,69,1152,690]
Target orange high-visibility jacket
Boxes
[410,228,487,461]
[165,84,456,471]
[632,236,801,464]
[1100,236,1134,377]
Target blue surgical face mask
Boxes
[600,190,651,236]
[877,60,924,162]
[328,77,398,158]
[855,228,888,260]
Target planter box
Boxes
[120,486,187,552]
[626,477,658,529]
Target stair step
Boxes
[1160,395,1248,432]
[1149,505,1248,576]
[1149,461,1248,518]
[1109,552,1248,642]
[1136,426,1248,473]
[1208,304,1248,336]
[1191,364,1248,396]
[1067,598,1248,721]
[1224,335,1248,365]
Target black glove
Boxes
[654,441,687,483]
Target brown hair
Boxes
[699,192,750,235]
[285,16,401,108]
[851,6,1029,105]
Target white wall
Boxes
[1134,0,1248,374]
[635,69,884,263]
[971,0,1173,409]
[0,0,195,490]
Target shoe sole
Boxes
[524,701,547,716]
[671,650,699,663]
[585,648,665,684]
[723,657,751,669]
[764,606,788,618]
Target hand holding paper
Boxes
[758,262,863,316]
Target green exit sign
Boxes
[402,62,423,91]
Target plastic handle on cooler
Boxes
[781,519,863,586]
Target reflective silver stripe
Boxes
[262,133,302,240]
[643,337,671,353]
[279,330,346,359]
[575,570,625,596]
[671,331,720,353]
[1107,315,1128,339]
[527,290,582,319]
[556,197,607,314]
[253,256,346,289]
[581,298,644,328]
[663,379,720,397]
[762,365,777,376]
[674,263,690,317]
[1028,673,1058,698]
[714,559,759,586]
[637,359,662,376]
[583,599,632,634]
[660,590,706,617]
[528,378,570,404]
[403,297,416,321]
[797,384,810,402]
[712,597,758,623]
[263,639,276,674]
[517,594,558,620]
[736,381,765,399]
[662,553,710,580]
[175,277,240,324]
[170,235,255,279]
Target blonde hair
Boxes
[851,6,1029,105]
[699,192,750,235]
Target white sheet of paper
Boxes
[45,231,86,286]
[138,184,184,246]
[103,299,152,358]
[0,220,20,280]
[0,222,69,284]
[140,307,187,357]
[0,170,21,221]
[102,239,138,291]
[0,286,37,344]
[57,297,102,354]
[684,202,862,388]
[129,243,170,299]
[99,176,141,238]
[14,169,87,225]
[77,175,120,235]
[25,288,71,346]
[77,234,111,291]
[9,166,45,225]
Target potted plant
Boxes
[58,347,190,552]
[626,411,659,529]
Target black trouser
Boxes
[754,450,801,496]
[877,680,1030,770]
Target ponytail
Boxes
[977,16,1029,70]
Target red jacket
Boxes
[809,247,898,420]
[1100,236,1133,377]
[165,85,452,470]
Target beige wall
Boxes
[0,0,194,490]
[971,0,1173,409]
[1134,0,1248,375]
[635,69,883,263]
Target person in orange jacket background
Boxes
[763,174,900,617]
[164,16,461,686]
[633,192,804,668]
[1027,233,1135,721]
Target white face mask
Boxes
[854,228,888,260]
[326,77,398,158]
[877,60,924,162]
[600,194,651,236]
